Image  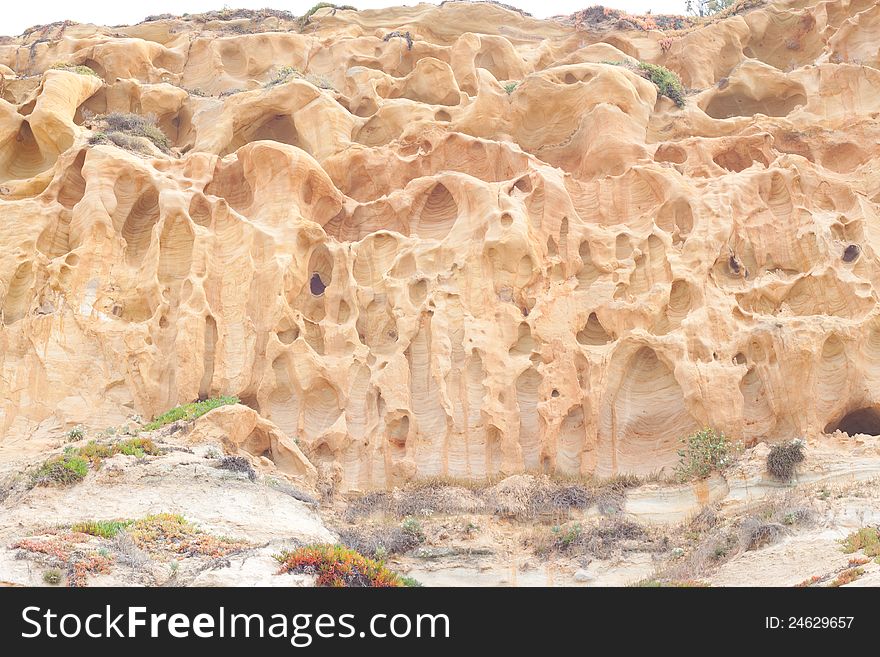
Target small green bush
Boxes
[65,425,85,442]
[116,437,161,458]
[503,81,518,94]
[401,517,425,542]
[32,454,89,486]
[43,569,63,585]
[766,439,805,481]
[142,396,240,431]
[676,428,735,480]
[842,527,880,557]
[71,520,133,539]
[636,62,686,108]
[603,60,686,108]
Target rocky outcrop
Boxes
[1,1,880,488]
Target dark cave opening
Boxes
[825,407,880,436]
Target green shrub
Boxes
[503,81,518,94]
[603,60,686,108]
[142,396,240,431]
[636,62,686,108]
[401,517,425,542]
[766,440,805,481]
[71,520,133,539]
[42,569,63,585]
[676,428,735,480]
[32,454,89,486]
[841,527,880,557]
[116,437,161,458]
[65,425,85,442]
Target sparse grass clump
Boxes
[675,428,737,481]
[275,545,419,587]
[661,493,813,582]
[503,81,518,94]
[31,436,162,488]
[127,513,250,559]
[633,578,709,587]
[74,437,161,464]
[31,454,89,487]
[89,112,170,153]
[344,473,648,522]
[766,439,805,481]
[142,396,239,431]
[531,518,648,559]
[71,520,133,539]
[264,66,335,90]
[265,65,298,87]
[337,518,426,559]
[65,424,85,442]
[50,63,100,78]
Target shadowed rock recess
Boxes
[2,0,880,490]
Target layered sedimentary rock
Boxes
[2,1,880,488]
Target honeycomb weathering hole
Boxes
[825,408,880,436]
[310,272,327,296]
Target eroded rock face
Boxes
[1,1,880,488]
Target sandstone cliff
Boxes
[2,1,880,489]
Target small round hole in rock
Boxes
[843,244,860,262]
[309,272,327,296]
[551,389,560,398]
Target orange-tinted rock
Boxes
[2,1,880,488]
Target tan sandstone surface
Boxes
[2,0,880,496]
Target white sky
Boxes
[1,1,690,38]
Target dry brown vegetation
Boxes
[343,473,650,522]
[651,492,815,584]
